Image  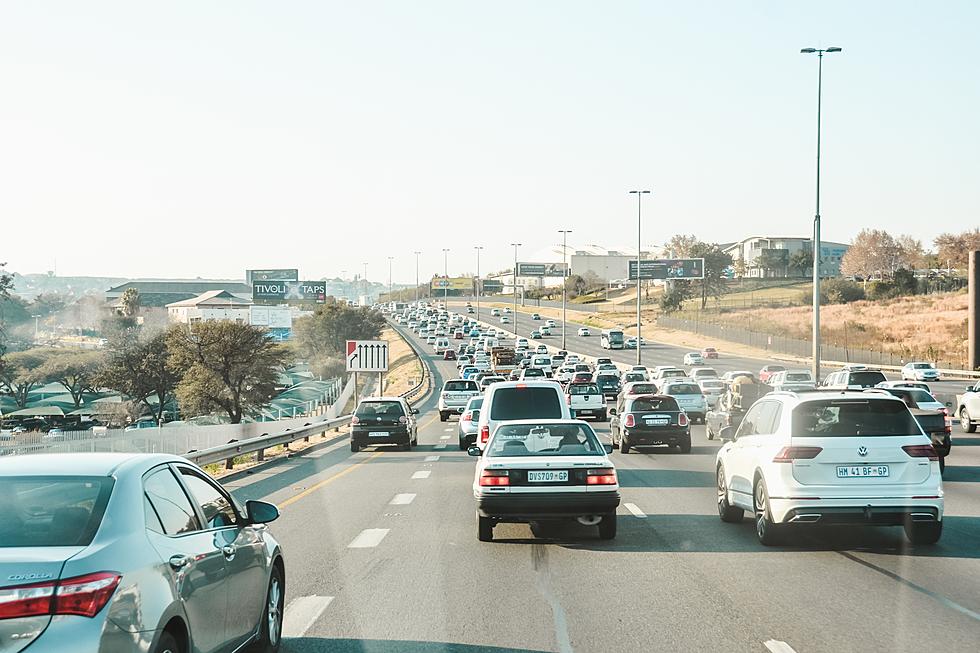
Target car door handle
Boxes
[221,545,237,559]
[169,555,191,570]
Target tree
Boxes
[659,285,693,314]
[933,228,980,269]
[895,235,925,271]
[665,234,699,258]
[292,298,387,362]
[732,258,748,279]
[167,322,291,423]
[0,348,55,408]
[29,293,69,317]
[789,250,813,277]
[37,350,103,408]
[118,288,142,318]
[687,242,732,308]
[840,229,900,281]
[0,262,14,371]
[99,329,180,422]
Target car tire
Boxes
[478,515,494,542]
[753,478,783,546]
[904,519,942,545]
[620,435,631,454]
[598,513,617,540]
[960,408,977,433]
[256,564,285,652]
[439,411,448,422]
[350,440,359,453]
[939,455,946,475]
[716,466,743,523]
[678,436,692,454]
[459,437,468,451]
[153,631,182,653]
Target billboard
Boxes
[252,280,326,304]
[430,276,474,292]
[249,306,293,329]
[629,258,704,280]
[246,269,299,284]
[480,279,504,293]
[517,262,569,277]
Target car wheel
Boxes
[256,564,285,652]
[938,455,945,475]
[459,436,468,451]
[439,412,447,422]
[716,466,743,523]
[620,434,630,454]
[904,519,942,545]
[598,513,617,540]
[478,515,494,542]
[960,408,977,433]
[754,478,783,546]
[678,436,692,454]
[350,440,359,453]
[153,631,181,653]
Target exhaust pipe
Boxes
[577,515,602,526]
[789,513,821,523]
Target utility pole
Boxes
[474,246,483,321]
[442,248,450,306]
[387,256,393,302]
[558,229,572,349]
[629,190,650,365]
[511,242,522,337]
[413,251,421,304]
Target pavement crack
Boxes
[531,544,574,653]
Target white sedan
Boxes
[577,327,591,336]
[469,420,619,542]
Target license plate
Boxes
[646,418,670,426]
[369,431,388,437]
[836,465,889,478]
[527,470,568,483]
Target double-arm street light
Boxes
[629,190,650,365]
[413,251,421,303]
[558,229,572,349]
[387,256,394,301]
[442,248,450,305]
[801,46,842,383]
[511,242,522,336]
[474,246,483,321]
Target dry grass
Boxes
[382,326,423,396]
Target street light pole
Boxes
[387,256,393,302]
[362,262,368,300]
[442,248,450,306]
[413,251,421,304]
[801,46,842,384]
[558,230,572,349]
[474,246,483,321]
[511,242,522,337]
[629,190,650,365]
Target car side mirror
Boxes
[467,446,482,457]
[411,408,419,414]
[602,443,614,454]
[719,426,735,442]
[945,401,952,408]
[608,408,617,416]
[968,386,976,393]
[246,500,280,524]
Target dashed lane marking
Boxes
[282,595,334,638]
[435,444,447,449]
[440,435,451,440]
[763,641,798,653]
[624,503,646,518]
[348,528,390,548]
[412,470,431,479]
[425,455,440,462]
[279,451,384,509]
[390,493,416,505]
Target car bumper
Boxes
[572,407,605,416]
[476,491,621,520]
[769,497,944,525]
[351,428,411,445]
[623,427,689,445]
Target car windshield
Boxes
[912,363,934,369]
[488,423,604,456]
[356,401,404,417]
[785,373,812,382]
[445,381,477,391]
[849,371,888,386]
[665,384,701,395]
[793,400,920,437]
[624,373,645,382]
[700,380,724,389]
[630,396,679,411]
[568,384,599,395]
[489,388,562,420]
[0,477,113,547]
[628,383,658,394]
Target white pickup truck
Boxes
[564,381,607,421]
[439,379,481,422]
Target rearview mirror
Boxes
[467,446,482,457]
[719,426,735,442]
[246,500,280,524]
[602,443,614,454]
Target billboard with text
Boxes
[430,276,474,292]
[252,280,326,304]
[629,258,704,280]
[517,262,569,277]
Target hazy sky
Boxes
[2,1,977,283]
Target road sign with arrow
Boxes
[346,340,389,372]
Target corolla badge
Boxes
[7,572,53,581]
[857,446,868,457]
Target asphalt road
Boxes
[219,322,980,653]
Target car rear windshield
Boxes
[624,373,645,382]
[665,384,701,395]
[785,373,812,382]
[630,396,679,412]
[846,371,887,386]
[445,380,478,391]
[568,384,600,395]
[523,368,545,377]
[490,387,562,420]
[356,401,405,418]
[792,399,920,437]
[912,363,934,369]
[661,370,686,378]
[883,389,936,405]
[0,477,113,547]
[488,423,604,456]
[629,383,658,394]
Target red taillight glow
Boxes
[903,444,939,461]
[586,468,617,485]
[623,414,635,428]
[462,412,473,422]
[480,425,490,443]
[0,572,121,620]
[678,413,689,427]
[773,446,823,462]
[480,469,510,486]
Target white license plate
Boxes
[527,470,568,483]
[836,465,889,478]
[368,431,389,437]
[646,418,670,426]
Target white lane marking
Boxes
[443,427,453,432]
[440,435,451,440]
[282,595,334,638]
[412,470,431,479]
[435,444,446,449]
[624,503,646,518]
[390,493,416,505]
[425,455,440,462]
[348,528,390,548]
[764,640,798,653]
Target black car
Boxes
[595,374,621,400]
[350,397,419,452]
[609,395,691,454]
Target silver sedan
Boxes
[0,453,285,653]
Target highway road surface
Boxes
[219,322,980,653]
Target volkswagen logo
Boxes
[857,446,868,457]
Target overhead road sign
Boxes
[430,276,474,292]
[252,280,326,304]
[246,269,299,284]
[629,258,705,280]
[346,340,389,372]
[517,262,569,277]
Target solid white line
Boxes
[624,503,646,518]
[282,595,334,638]
[390,493,416,505]
[435,444,446,449]
[424,455,440,462]
[764,640,798,653]
[348,528,390,548]
[412,470,431,479]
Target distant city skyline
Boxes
[2,2,977,283]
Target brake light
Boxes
[480,425,490,443]
[351,415,360,425]
[903,444,939,461]
[624,414,635,428]
[0,572,121,620]
[773,446,823,462]
[480,469,510,486]
[678,413,689,427]
[462,412,473,422]
[586,468,617,485]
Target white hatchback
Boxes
[715,391,943,545]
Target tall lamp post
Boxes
[413,251,421,304]
[558,229,572,349]
[629,190,650,365]
[474,246,483,321]
[801,46,842,383]
[510,242,522,337]
[362,262,368,300]
[442,248,450,306]
[387,256,394,302]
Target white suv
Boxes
[475,380,571,449]
[715,391,943,546]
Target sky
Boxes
[1,1,977,284]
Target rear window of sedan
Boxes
[490,387,562,420]
[785,373,812,382]
[0,477,113,547]
[568,384,600,395]
[629,396,679,412]
[488,423,604,456]
[664,384,701,395]
[627,383,658,394]
[847,371,887,386]
[356,401,405,418]
[444,380,478,392]
[793,399,920,437]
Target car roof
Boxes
[491,418,592,427]
[360,396,406,402]
[0,452,184,477]
[768,389,906,406]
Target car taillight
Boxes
[480,469,510,486]
[903,444,939,461]
[678,413,689,427]
[462,412,473,422]
[0,572,121,620]
[587,468,617,485]
[566,395,572,405]
[773,446,823,462]
[480,425,490,443]
[623,414,635,428]
[351,416,360,425]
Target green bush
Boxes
[820,279,865,304]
